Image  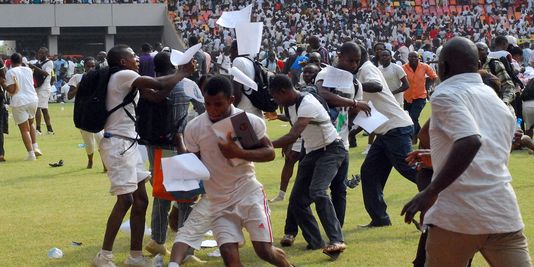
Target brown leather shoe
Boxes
[280,234,295,247]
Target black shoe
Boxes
[358,221,392,228]
[49,159,64,167]
[346,174,361,189]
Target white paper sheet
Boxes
[163,179,200,192]
[161,153,210,181]
[119,220,151,236]
[183,82,204,103]
[322,66,354,89]
[201,240,218,248]
[235,22,263,56]
[230,66,258,91]
[170,43,202,66]
[216,4,253,28]
[352,101,389,133]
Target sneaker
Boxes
[144,239,170,256]
[280,234,295,247]
[183,255,207,264]
[123,255,153,267]
[34,148,43,157]
[91,252,116,267]
[47,131,55,135]
[362,144,371,155]
[25,153,36,161]
[269,194,284,203]
[36,129,42,136]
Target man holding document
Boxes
[354,45,417,228]
[183,75,292,267]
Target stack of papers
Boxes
[161,153,210,192]
[170,43,202,66]
[216,4,262,56]
[322,66,354,89]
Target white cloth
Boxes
[357,61,413,134]
[232,57,263,118]
[315,68,361,149]
[5,66,38,107]
[426,73,524,235]
[68,73,83,87]
[488,50,511,60]
[67,60,75,77]
[104,70,140,139]
[379,63,407,107]
[287,94,339,153]
[184,106,265,212]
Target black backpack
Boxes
[73,67,137,133]
[238,57,278,112]
[135,93,185,146]
[33,59,50,88]
[489,57,524,89]
[284,91,334,126]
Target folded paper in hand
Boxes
[216,4,252,28]
[353,101,389,133]
[322,66,354,89]
[230,66,258,91]
[161,153,210,186]
[170,43,202,66]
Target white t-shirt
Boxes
[104,70,140,139]
[216,54,231,75]
[488,50,511,60]
[315,67,362,149]
[35,60,54,92]
[184,106,265,211]
[232,57,263,118]
[5,66,38,107]
[68,73,83,87]
[67,60,75,77]
[379,63,407,107]
[288,94,340,153]
[426,73,524,235]
[357,61,413,134]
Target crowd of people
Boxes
[1,1,534,267]
[169,0,533,65]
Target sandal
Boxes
[49,159,64,167]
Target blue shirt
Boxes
[290,55,308,71]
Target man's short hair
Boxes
[141,43,152,53]
[10,53,22,64]
[107,44,131,68]
[269,74,293,94]
[153,51,173,74]
[204,75,233,98]
[84,56,96,63]
[495,36,509,47]
[189,36,199,47]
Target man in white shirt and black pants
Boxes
[356,46,417,228]
[402,37,532,266]
[270,74,369,259]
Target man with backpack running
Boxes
[90,44,195,267]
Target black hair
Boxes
[269,74,293,94]
[141,43,152,53]
[373,42,385,50]
[10,53,22,64]
[83,56,96,63]
[494,36,508,47]
[153,51,174,75]
[198,74,215,93]
[188,36,199,47]
[510,46,523,57]
[381,49,392,56]
[107,44,131,68]
[204,75,233,98]
[339,42,360,56]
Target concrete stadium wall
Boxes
[0,4,167,28]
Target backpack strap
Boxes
[108,88,138,123]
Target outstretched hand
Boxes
[179,59,198,77]
[218,132,244,159]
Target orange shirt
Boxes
[402,63,437,103]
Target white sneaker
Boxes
[124,255,153,267]
[362,144,372,155]
[91,252,116,267]
[36,130,42,136]
[34,148,43,157]
[47,131,55,135]
[25,153,36,161]
[269,194,284,203]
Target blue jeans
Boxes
[361,126,417,225]
[405,98,426,138]
[287,140,348,247]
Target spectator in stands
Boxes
[403,51,437,144]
